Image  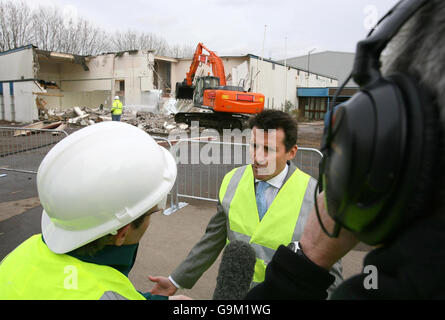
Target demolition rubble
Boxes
[27,99,196,136]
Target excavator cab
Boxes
[193,76,220,107]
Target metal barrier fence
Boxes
[152,136,188,216]
[0,128,323,215]
[169,139,323,207]
[0,126,69,174]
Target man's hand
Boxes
[300,192,359,270]
[148,275,178,296]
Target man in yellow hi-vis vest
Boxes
[111,96,123,121]
[0,122,189,300]
[149,110,343,298]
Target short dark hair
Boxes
[69,212,151,257]
[248,110,298,152]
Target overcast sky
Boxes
[22,0,399,59]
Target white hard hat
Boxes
[114,96,119,100]
[37,121,177,254]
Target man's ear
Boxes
[114,224,131,246]
[287,145,298,160]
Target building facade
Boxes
[0,45,338,123]
[281,51,359,119]
[172,54,338,111]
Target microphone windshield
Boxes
[213,240,256,300]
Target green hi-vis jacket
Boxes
[170,163,342,292]
[111,99,123,115]
[220,164,315,284]
[0,234,145,300]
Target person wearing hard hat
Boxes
[111,95,123,121]
[0,122,188,300]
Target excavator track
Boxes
[174,112,249,130]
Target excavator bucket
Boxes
[175,81,195,100]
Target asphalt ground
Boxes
[0,121,371,299]
[0,170,371,300]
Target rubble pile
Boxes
[36,99,195,135]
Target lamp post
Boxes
[306,48,316,87]
[256,25,267,92]
[284,36,287,112]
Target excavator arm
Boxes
[185,42,226,86]
[176,43,227,99]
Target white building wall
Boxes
[247,57,293,110]
[0,47,35,81]
[0,81,37,122]
[171,59,192,92]
[0,47,39,122]
[112,51,154,106]
[37,50,155,109]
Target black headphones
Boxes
[317,0,442,245]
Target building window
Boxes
[119,80,125,92]
[272,63,275,70]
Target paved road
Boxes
[0,171,41,258]
[0,126,371,299]
[0,170,370,299]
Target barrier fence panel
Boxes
[153,136,188,216]
[0,128,322,215]
[169,139,323,208]
[292,147,323,179]
[0,126,69,174]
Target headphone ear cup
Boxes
[322,73,441,245]
[386,74,442,229]
[355,73,441,244]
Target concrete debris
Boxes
[14,121,63,136]
[73,107,85,117]
[35,98,196,135]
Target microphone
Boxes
[213,240,256,300]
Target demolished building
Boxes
[0,44,173,123]
[0,44,338,124]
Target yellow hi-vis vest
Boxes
[0,234,145,300]
[219,165,316,285]
[112,99,123,115]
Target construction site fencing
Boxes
[0,126,69,174]
[169,139,323,209]
[0,129,323,216]
[152,136,188,216]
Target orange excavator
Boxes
[174,43,265,129]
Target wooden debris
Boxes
[13,121,45,136]
[13,121,62,137]
[52,123,67,136]
[43,121,63,129]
